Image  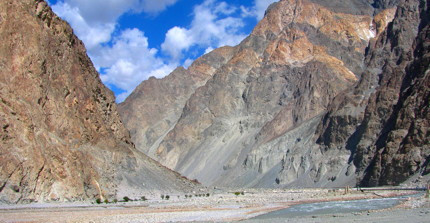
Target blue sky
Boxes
[48,0,277,102]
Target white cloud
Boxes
[52,2,116,51]
[162,27,194,60]
[183,58,194,68]
[161,0,247,61]
[96,29,177,100]
[204,47,214,54]
[136,0,179,14]
[52,0,179,51]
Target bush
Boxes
[96,198,102,204]
[206,193,210,197]
[113,199,118,203]
[123,196,131,202]
[234,192,241,196]
[104,199,109,204]
[161,195,165,200]
[165,195,170,200]
[141,196,147,201]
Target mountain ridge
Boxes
[120,0,429,188]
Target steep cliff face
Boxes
[120,0,410,187]
[0,0,196,204]
[317,0,429,186]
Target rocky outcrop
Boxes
[0,0,197,204]
[120,0,413,187]
[317,0,429,186]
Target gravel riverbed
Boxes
[0,188,428,222]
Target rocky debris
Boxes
[120,0,412,188]
[0,0,197,204]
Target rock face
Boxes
[317,0,430,186]
[0,0,196,204]
[119,0,427,188]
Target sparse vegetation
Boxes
[234,192,245,196]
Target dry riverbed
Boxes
[0,188,428,222]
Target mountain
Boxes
[0,0,197,204]
[316,0,429,186]
[119,0,429,188]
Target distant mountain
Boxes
[120,0,429,188]
[0,0,197,204]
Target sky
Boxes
[48,0,278,102]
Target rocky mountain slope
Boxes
[120,0,429,188]
[0,0,197,204]
[317,0,429,186]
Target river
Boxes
[250,192,423,220]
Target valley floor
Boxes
[0,188,428,223]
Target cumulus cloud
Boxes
[161,0,247,61]
[95,28,177,100]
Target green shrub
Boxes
[104,199,109,204]
[161,195,165,200]
[234,192,241,196]
[96,198,102,204]
[113,199,118,203]
[123,196,131,202]
[141,196,147,201]
[206,193,210,197]
[165,195,170,200]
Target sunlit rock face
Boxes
[120,0,428,188]
[0,0,197,204]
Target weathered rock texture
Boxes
[317,0,430,186]
[0,0,197,204]
[119,46,236,159]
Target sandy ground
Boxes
[0,188,428,223]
